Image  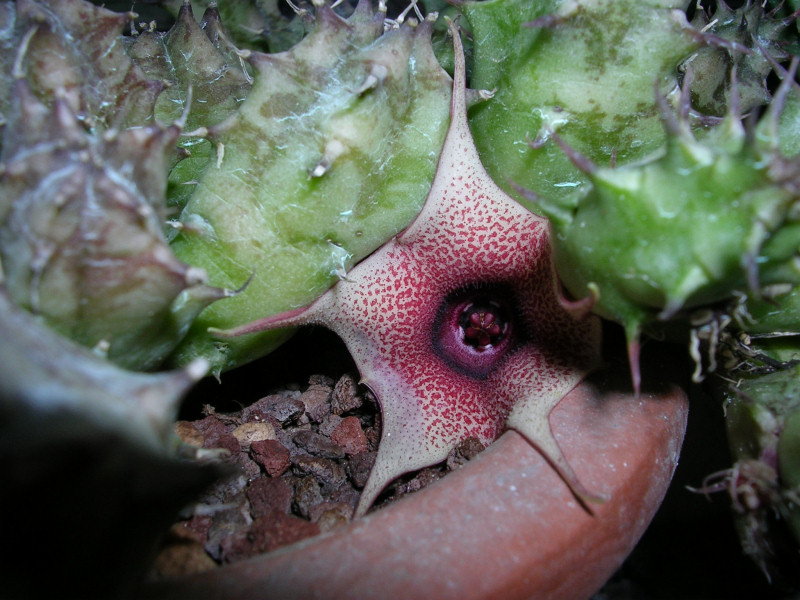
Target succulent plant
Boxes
[2,0,800,591]
[158,0,310,53]
[165,0,453,375]
[0,28,229,370]
[462,0,700,208]
[520,65,800,392]
[216,21,602,516]
[682,0,798,118]
[127,2,252,132]
[694,362,800,583]
[1,0,163,135]
[689,268,800,583]
[0,279,222,598]
[127,1,255,211]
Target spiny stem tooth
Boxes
[174,85,194,130]
[678,65,693,124]
[556,282,598,320]
[92,339,111,357]
[353,63,388,95]
[764,56,800,147]
[287,0,311,16]
[656,80,683,137]
[729,64,742,122]
[466,88,495,108]
[184,266,209,286]
[13,26,38,79]
[180,126,209,138]
[309,139,345,178]
[551,132,596,175]
[627,332,642,398]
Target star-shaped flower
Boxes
[218,21,602,516]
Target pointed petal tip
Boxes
[556,282,599,321]
[571,482,610,514]
[353,462,393,518]
[208,303,316,338]
[445,17,466,106]
[627,330,642,398]
[508,391,608,515]
[508,426,608,514]
[552,444,609,507]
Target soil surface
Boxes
[149,340,485,578]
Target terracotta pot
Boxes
[144,362,688,600]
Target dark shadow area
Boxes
[178,327,357,419]
[595,326,798,599]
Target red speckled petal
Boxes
[217,22,601,517]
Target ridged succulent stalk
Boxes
[165,0,452,375]
[0,280,222,599]
[462,0,700,208]
[682,1,798,118]
[0,0,231,371]
[524,66,800,392]
[697,360,800,583]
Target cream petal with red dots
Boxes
[217,22,602,516]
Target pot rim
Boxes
[144,360,689,600]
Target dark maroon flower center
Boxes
[459,301,508,349]
[434,289,515,378]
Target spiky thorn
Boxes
[525,131,548,150]
[200,2,253,84]
[758,54,800,154]
[466,87,496,108]
[779,6,800,27]
[678,65,694,124]
[549,132,597,176]
[657,75,688,139]
[285,0,311,18]
[507,178,542,204]
[688,24,754,56]
[627,327,643,398]
[173,85,194,131]
[729,62,742,122]
[743,56,800,295]
[12,26,38,81]
[396,0,424,25]
[309,139,345,178]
